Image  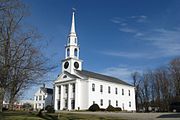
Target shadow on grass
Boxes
[157,113,180,118]
[37,113,58,120]
[58,113,124,120]
[3,111,37,117]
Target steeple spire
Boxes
[62,11,83,74]
[70,12,76,35]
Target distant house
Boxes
[34,85,53,110]
[3,99,34,110]
[3,100,9,109]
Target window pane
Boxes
[74,48,78,57]
[122,89,124,95]
[115,88,118,94]
[92,83,95,91]
[108,86,111,93]
[67,48,70,57]
[100,85,103,92]
[100,99,103,106]
[129,101,131,107]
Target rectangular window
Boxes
[116,100,118,106]
[100,85,103,92]
[129,101,131,107]
[36,96,38,101]
[65,99,68,108]
[39,103,41,106]
[115,88,118,94]
[92,83,95,91]
[65,85,68,93]
[58,86,61,94]
[100,99,103,106]
[72,84,75,93]
[39,96,42,101]
[43,95,45,100]
[122,89,124,95]
[108,86,111,93]
[128,90,130,96]
[58,100,60,110]
[109,100,111,105]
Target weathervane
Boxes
[72,7,76,12]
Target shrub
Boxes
[88,104,100,111]
[37,109,43,117]
[2,107,8,111]
[106,105,115,111]
[45,105,55,113]
[115,107,122,111]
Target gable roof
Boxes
[40,87,53,94]
[76,70,133,87]
[64,71,80,79]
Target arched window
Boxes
[63,75,67,78]
[67,48,70,57]
[74,48,78,57]
[74,38,77,43]
[68,38,70,44]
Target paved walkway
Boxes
[62,111,180,120]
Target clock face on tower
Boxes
[64,62,69,69]
[74,62,79,69]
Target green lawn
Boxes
[58,112,125,120]
[0,111,44,120]
[0,111,125,120]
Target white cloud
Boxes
[120,23,127,26]
[101,65,142,82]
[135,32,144,37]
[109,15,180,59]
[110,17,125,24]
[119,27,137,33]
[140,28,180,57]
[129,15,147,23]
[102,51,147,58]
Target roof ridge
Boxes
[76,69,133,87]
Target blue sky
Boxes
[23,0,180,99]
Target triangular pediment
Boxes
[56,71,81,81]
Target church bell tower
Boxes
[62,12,83,74]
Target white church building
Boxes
[54,12,136,111]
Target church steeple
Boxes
[70,12,76,35]
[62,11,83,74]
[66,12,79,59]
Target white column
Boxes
[75,81,79,110]
[68,84,72,110]
[33,96,36,111]
[60,85,64,110]
[54,85,57,110]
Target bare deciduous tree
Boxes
[0,0,55,111]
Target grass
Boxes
[58,112,125,120]
[0,111,44,120]
[0,111,125,120]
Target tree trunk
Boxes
[8,98,14,111]
[0,87,5,112]
[8,92,16,111]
